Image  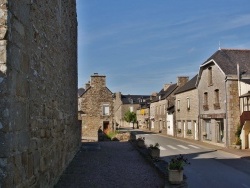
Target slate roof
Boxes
[121,94,150,105]
[151,83,178,102]
[203,49,250,75]
[78,88,85,97]
[175,75,198,94]
[241,79,250,85]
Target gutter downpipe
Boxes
[225,76,229,148]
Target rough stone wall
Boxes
[80,75,113,139]
[0,0,80,187]
[226,79,240,145]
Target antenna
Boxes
[218,41,221,50]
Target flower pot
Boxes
[137,140,145,147]
[149,148,160,158]
[168,168,183,184]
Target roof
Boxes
[175,75,198,94]
[151,83,178,102]
[78,88,85,97]
[241,79,250,85]
[121,94,150,105]
[240,91,250,98]
[203,49,250,75]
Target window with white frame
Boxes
[177,99,180,111]
[130,106,134,112]
[187,97,190,110]
[102,104,110,115]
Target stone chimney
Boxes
[85,81,90,90]
[164,84,171,91]
[116,92,121,100]
[90,73,106,88]
[177,76,189,87]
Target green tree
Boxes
[124,110,137,129]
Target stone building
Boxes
[196,49,250,147]
[175,75,199,140]
[150,77,189,135]
[113,93,149,128]
[79,73,113,140]
[0,1,79,187]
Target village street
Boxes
[137,132,250,188]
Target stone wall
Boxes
[0,0,80,187]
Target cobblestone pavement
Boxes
[55,141,165,188]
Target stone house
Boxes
[150,77,189,135]
[78,73,113,140]
[196,49,250,147]
[113,93,149,128]
[0,1,79,187]
[175,75,199,140]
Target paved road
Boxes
[136,132,250,188]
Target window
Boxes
[187,97,190,110]
[208,67,213,86]
[187,121,192,135]
[203,92,209,110]
[130,106,134,112]
[177,99,180,111]
[177,121,182,133]
[214,89,220,109]
[103,104,110,115]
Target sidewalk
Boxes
[156,130,250,160]
[55,141,165,188]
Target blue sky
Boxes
[77,0,250,95]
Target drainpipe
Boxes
[225,76,229,148]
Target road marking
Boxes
[167,145,177,150]
[159,146,166,150]
[177,145,189,149]
[188,145,200,149]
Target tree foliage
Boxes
[124,110,137,123]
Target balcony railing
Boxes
[240,111,250,126]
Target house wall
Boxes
[198,63,227,146]
[198,63,240,146]
[176,89,199,140]
[79,75,113,139]
[226,79,241,145]
[0,1,79,187]
[154,99,167,133]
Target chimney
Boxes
[116,92,121,100]
[164,84,171,91]
[177,76,189,87]
[85,81,90,90]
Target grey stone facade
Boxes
[175,87,199,140]
[79,74,114,140]
[0,1,80,187]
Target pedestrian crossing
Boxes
[159,144,201,151]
